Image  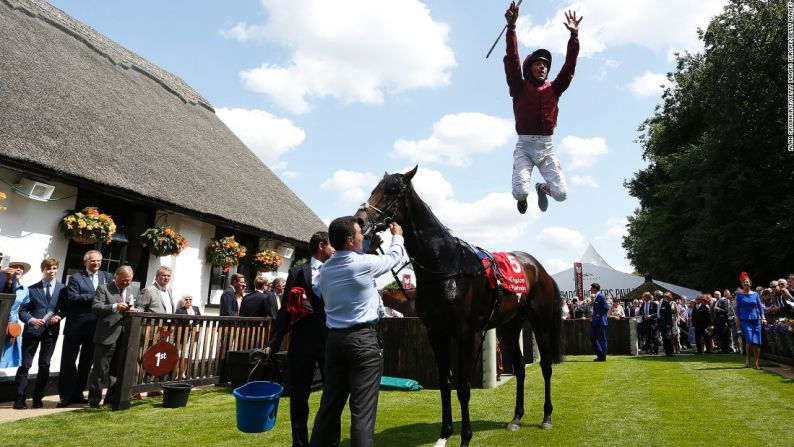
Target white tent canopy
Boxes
[552,245,701,300]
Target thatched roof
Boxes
[0,0,325,245]
[621,275,680,302]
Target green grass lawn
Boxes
[4,355,792,446]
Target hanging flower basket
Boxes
[252,250,283,272]
[206,236,247,272]
[60,207,116,244]
[141,226,189,257]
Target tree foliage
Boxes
[623,0,792,290]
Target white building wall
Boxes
[0,167,78,379]
[0,167,76,287]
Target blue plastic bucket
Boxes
[233,381,284,433]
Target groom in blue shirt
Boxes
[309,216,404,447]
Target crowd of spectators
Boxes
[560,273,794,357]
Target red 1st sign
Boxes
[142,340,179,377]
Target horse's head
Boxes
[356,165,417,239]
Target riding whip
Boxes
[485,0,523,59]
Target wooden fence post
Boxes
[112,313,143,411]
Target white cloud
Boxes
[595,58,621,80]
[391,113,514,167]
[220,22,266,42]
[596,217,629,241]
[570,175,599,188]
[406,167,454,208]
[628,72,672,98]
[558,136,608,170]
[216,107,305,171]
[227,0,456,113]
[536,226,587,251]
[432,192,537,249]
[546,258,570,274]
[320,170,379,205]
[516,0,727,58]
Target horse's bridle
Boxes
[358,180,408,238]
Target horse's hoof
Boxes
[541,422,553,430]
[432,438,448,447]
[507,422,521,432]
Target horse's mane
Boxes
[384,173,454,241]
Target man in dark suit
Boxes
[265,231,334,447]
[58,249,112,407]
[87,265,138,408]
[589,283,610,362]
[13,258,66,409]
[658,292,676,356]
[219,273,246,316]
[239,275,278,318]
[640,292,660,354]
[692,294,713,354]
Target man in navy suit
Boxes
[57,250,111,407]
[265,231,334,447]
[589,283,610,362]
[640,292,660,354]
[239,276,278,318]
[219,273,246,316]
[13,258,66,409]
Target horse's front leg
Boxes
[501,320,525,431]
[428,329,454,445]
[455,334,475,447]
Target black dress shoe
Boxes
[56,399,71,408]
[13,399,28,410]
[32,399,44,409]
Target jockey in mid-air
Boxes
[503,1,582,214]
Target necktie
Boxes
[92,273,99,290]
[45,283,51,301]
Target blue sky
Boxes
[48,0,729,275]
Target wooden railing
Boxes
[112,312,271,411]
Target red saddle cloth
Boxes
[481,252,528,294]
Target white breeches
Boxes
[511,135,568,202]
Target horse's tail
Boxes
[550,279,565,364]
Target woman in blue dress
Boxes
[734,272,766,369]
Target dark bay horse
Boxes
[356,166,564,447]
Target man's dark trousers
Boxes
[15,331,57,400]
[310,327,381,447]
[589,324,607,360]
[59,324,95,401]
[289,344,326,446]
[644,322,659,354]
